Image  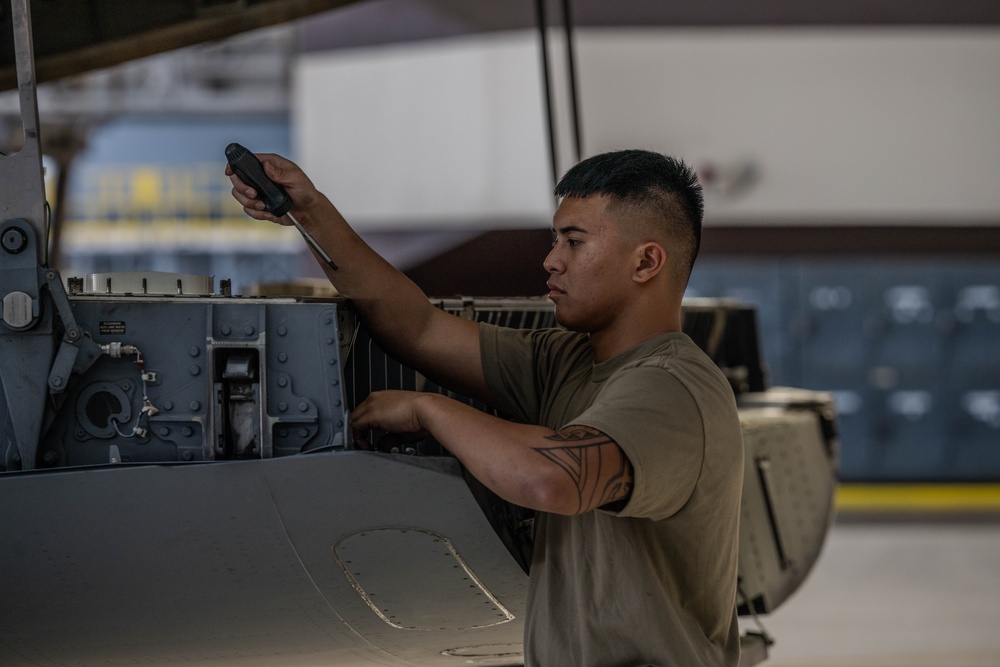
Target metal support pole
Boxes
[561,0,582,164]
[535,0,584,191]
[0,0,55,470]
[534,0,559,192]
[1,0,48,263]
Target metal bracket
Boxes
[42,269,102,393]
[0,1,98,466]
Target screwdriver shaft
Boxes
[285,212,338,271]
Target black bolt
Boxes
[2,227,28,254]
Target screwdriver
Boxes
[225,143,338,271]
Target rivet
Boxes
[190,400,200,411]
[182,426,193,437]
[278,402,287,412]
[299,428,309,437]
[190,365,200,376]
[160,427,171,436]
[298,402,308,412]
[164,401,174,411]
[189,346,200,357]
[244,325,254,336]
[277,352,287,363]
[277,377,288,388]
[221,325,231,336]
[277,326,287,336]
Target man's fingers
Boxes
[351,390,428,436]
[225,155,281,217]
[230,185,259,207]
[262,157,286,183]
[225,151,317,223]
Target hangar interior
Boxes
[1,1,998,666]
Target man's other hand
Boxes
[351,390,433,449]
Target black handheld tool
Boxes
[225,143,338,270]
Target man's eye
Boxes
[551,236,581,248]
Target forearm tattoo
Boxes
[534,426,634,513]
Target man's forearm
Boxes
[230,154,488,401]
[414,394,633,515]
[415,394,563,511]
[292,194,480,392]
[294,193,436,348]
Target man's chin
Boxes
[553,309,585,333]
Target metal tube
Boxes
[534,0,559,191]
[561,0,583,163]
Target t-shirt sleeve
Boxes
[567,363,705,521]
[480,322,542,425]
[481,322,590,427]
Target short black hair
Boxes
[554,149,704,278]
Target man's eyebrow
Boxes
[552,224,589,235]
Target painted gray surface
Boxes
[0,453,526,666]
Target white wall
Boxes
[294,32,553,231]
[295,27,1000,230]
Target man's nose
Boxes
[543,246,562,273]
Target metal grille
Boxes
[341,297,766,414]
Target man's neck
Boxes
[588,313,682,364]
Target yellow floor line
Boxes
[836,484,1000,512]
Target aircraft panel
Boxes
[0,452,526,666]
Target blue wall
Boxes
[689,257,1000,482]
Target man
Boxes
[229,149,744,666]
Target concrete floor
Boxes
[744,519,1000,667]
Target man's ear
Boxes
[633,242,667,284]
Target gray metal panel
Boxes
[736,392,837,614]
[26,296,352,467]
[0,452,526,666]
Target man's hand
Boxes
[351,390,433,448]
[226,153,320,226]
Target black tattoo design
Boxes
[535,426,634,513]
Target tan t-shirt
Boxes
[480,323,744,667]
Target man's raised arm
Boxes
[227,153,492,404]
